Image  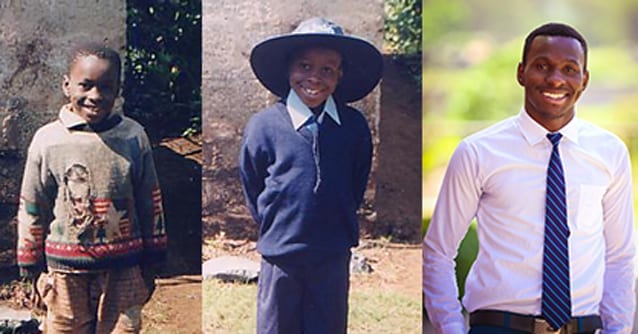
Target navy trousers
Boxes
[257,252,351,334]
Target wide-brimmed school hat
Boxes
[250,17,383,103]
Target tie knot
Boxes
[547,133,562,146]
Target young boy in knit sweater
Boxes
[17,42,166,333]
[240,18,383,333]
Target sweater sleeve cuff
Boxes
[143,234,167,266]
[19,264,44,279]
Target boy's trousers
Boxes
[257,251,351,334]
[37,265,150,334]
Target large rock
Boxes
[350,252,373,274]
[202,256,260,283]
[0,306,38,333]
[0,306,30,320]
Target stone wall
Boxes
[202,1,384,218]
[0,0,126,206]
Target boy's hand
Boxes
[22,270,48,313]
[29,276,44,311]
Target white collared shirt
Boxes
[423,109,636,333]
[286,89,341,130]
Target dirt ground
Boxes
[203,236,421,296]
[142,275,201,334]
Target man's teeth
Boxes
[304,88,319,95]
[543,92,566,99]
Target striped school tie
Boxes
[542,132,572,330]
[300,114,321,193]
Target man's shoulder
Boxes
[245,102,287,131]
[577,118,622,138]
[335,104,370,134]
[119,115,146,133]
[575,118,628,151]
[462,116,518,145]
[31,118,65,143]
[252,102,285,119]
[338,104,366,119]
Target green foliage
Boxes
[424,39,522,122]
[454,222,478,298]
[385,0,422,86]
[422,135,460,173]
[384,0,422,56]
[422,0,468,48]
[124,0,201,141]
[422,217,478,298]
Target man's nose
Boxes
[307,73,321,83]
[86,86,103,101]
[545,68,565,87]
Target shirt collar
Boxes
[59,104,88,129]
[286,89,341,130]
[59,103,122,132]
[517,108,580,146]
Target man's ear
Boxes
[516,62,525,86]
[574,69,590,100]
[582,69,590,91]
[62,75,71,97]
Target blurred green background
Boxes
[422,0,638,297]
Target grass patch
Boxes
[202,279,421,333]
[203,280,257,334]
[349,288,420,333]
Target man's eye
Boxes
[298,63,311,71]
[536,64,547,70]
[564,66,577,74]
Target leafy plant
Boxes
[124,0,201,141]
[384,0,422,85]
[384,0,422,55]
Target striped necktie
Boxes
[542,132,572,330]
[300,113,321,193]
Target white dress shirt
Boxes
[286,89,341,130]
[423,109,636,334]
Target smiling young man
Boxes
[240,18,383,334]
[17,42,166,333]
[423,23,635,333]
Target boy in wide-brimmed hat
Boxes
[240,17,383,334]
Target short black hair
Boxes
[67,41,122,82]
[522,23,588,69]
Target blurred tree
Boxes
[124,0,201,142]
[422,0,468,50]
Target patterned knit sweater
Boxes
[17,105,167,275]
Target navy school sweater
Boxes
[239,101,372,259]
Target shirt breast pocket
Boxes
[574,184,606,231]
